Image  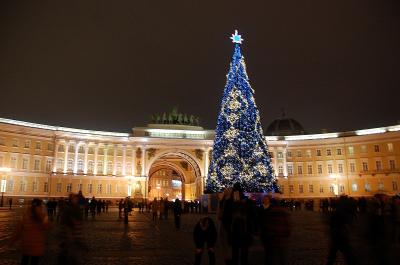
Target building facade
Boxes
[0,117,399,205]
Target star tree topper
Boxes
[230,30,243,44]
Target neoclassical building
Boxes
[0,117,399,205]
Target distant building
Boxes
[0,117,399,205]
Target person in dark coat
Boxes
[193,217,217,265]
[258,195,291,265]
[173,198,182,230]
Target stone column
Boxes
[63,142,69,173]
[53,141,60,173]
[113,145,117,175]
[122,145,126,176]
[283,149,288,177]
[73,142,79,174]
[131,147,136,176]
[93,145,99,175]
[103,146,108,175]
[83,144,89,174]
[141,147,146,176]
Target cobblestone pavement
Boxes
[1,207,399,265]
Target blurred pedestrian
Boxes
[58,193,87,265]
[193,217,217,265]
[258,194,291,265]
[174,198,182,230]
[12,198,49,265]
[218,187,233,265]
[9,198,12,210]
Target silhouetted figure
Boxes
[118,199,123,219]
[8,198,12,210]
[90,197,97,219]
[218,188,233,265]
[174,199,182,230]
[58,193,87,265]
[259,195,291,265]
[326,195,357,265]
[193,217,217,265]
[13,199,49,265]
[164,198,169,220]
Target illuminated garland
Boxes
[206,30,277,193]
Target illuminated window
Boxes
[108,161,113,174]
[88,161,94,173]
[66,183,72,193]
[67,159,73,171]
[336,149,342,155]
[374,145,380,152]
[79,146,85,153]
[34,159,40,171]
[393,181,398,191]
[78,160,84,172]
[44,182,48,192]
[327,164,333,174]
[317,165,323,174]
[117,162,122,174]
[309,184,313,193]
[35,142,41,150]
[278,165,283,175]
[350,163,356,173]
[287,165,293,175]
[299,184,303,193]
[22,158,29,170]
[352,183,358,192]
[348,146,354,155]
[56,183,62,193]
[297,150,302,157]
[306,150,311,157]
[10,157,17,169]
[97,161,103,174]
[378,182,384,191]
[389,160,396,170]
[47,143,54,151]
[307,165,313,174]
[297,165,303,175]
[338,164,343,173]
[362,162,368,171]
[277,152,283,159]
[326,149,332,156]
[24,140,30,148]
[88,183,92,193]
[57,159,63,170]
[32,181,38,192]
[339,185,345,193]
[58,145,64,152]
[387,143,394,152]
[316,149,321,156]
[320,185,324,193]
[97,184,102,194]
[46,159,52,172]
[7,180,14,192]
[20,181,26,192]
[329,185,334,193]
[287,151,292,157]
[361,145,367,153]
[364,183,371,192]
[12,139,18,147]
[375,161,382,171]
[107,184,112,194]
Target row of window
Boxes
[3,180,48,193]
[0,156,52,172]
[0,138,54,151]
[274,143,395,159]
[55,158,133,174]
[283,181,398,194]
[277,160,397,175]
[56,145,132,157]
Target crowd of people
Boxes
[7,188,400,265]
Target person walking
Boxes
[12,199,49,265]
[152,198,158,221]
[193,217,217,265]
[258,195,291,265]
[174,198,182,230]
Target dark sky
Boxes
[1,1,399,133]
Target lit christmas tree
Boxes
[206,30,277,193]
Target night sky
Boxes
[1,1,399,134]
